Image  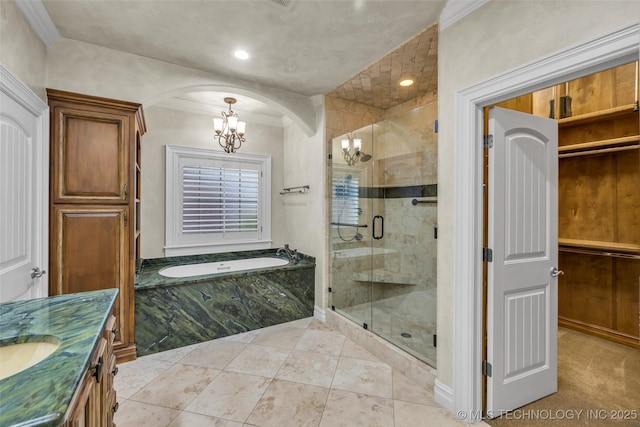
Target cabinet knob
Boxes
[112,402,119,413]
[112,327,119,335]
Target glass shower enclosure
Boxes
[329,102,437,367]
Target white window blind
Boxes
[332,175,360,226]
[165,145,271,256]
[182,166,259,234]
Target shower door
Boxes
[329,103,438,367]
[330,126,374,330]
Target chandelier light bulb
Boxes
[213,118,223,134]
[227,115,238,132]
[237,121,246,136]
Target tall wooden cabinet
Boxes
[48,89,146,362]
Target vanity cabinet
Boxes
[48,89,146,362]
[64,315,119,426]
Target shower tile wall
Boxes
[372,102,437,304]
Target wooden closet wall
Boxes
[48,89,146,362]
[485,62,640,348]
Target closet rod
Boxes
[559,246,640,260]
[558,144,639,159]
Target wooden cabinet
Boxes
[555,62,640,348]
[48,89,146,362]
[64,315,119,426]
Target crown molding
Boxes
[281,116,293,127]
[15,0,60,47]
[439,0,491,31]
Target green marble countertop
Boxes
[0,289,118,427]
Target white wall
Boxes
[282,96,327,310]
[0,0,47,100]
[437,0,640,391]
[45,38,316,134]
[141,106,285,259]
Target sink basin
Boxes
[0,336,61,380]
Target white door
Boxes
[487,107,558,416]
[0,68,48,302]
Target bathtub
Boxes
[134,249,315,356]
[159,257,289,278]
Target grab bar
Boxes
[330,222,368,228]
[412,198,438,205]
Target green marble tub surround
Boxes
[0,289,118,427]
[135,249,315,356]
[135,248,315,289]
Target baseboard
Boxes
[314,305,326,322]
[434,379,455,412]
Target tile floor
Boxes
[114,317,471,427]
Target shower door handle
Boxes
[372,215,384,240]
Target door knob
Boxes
[30,267,47,279]
[550,267,564,278]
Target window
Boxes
[165,145,271,256]
[331,171,360,226]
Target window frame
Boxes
[165,145,272,256]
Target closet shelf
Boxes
[558,238,640,254]
[558,104,638,127]
[558,135,640,153]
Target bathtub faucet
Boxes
[277,244,299,264]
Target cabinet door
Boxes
[50,105,130,203]
[50,206,130,351]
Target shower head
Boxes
[359,153,372,162]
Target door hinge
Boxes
[482,360,492,377]
[433,226,438,239]
[434,119,438,133]
[433,334,437,348]
[483,135,493,149]
[483,247,493,262]
[328,153,332,160]
[328,287,332,293]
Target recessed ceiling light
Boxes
[399,79,414,87]
[234,50,250,60]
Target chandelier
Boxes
[213,97,246,153]
[341,134,363,166]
